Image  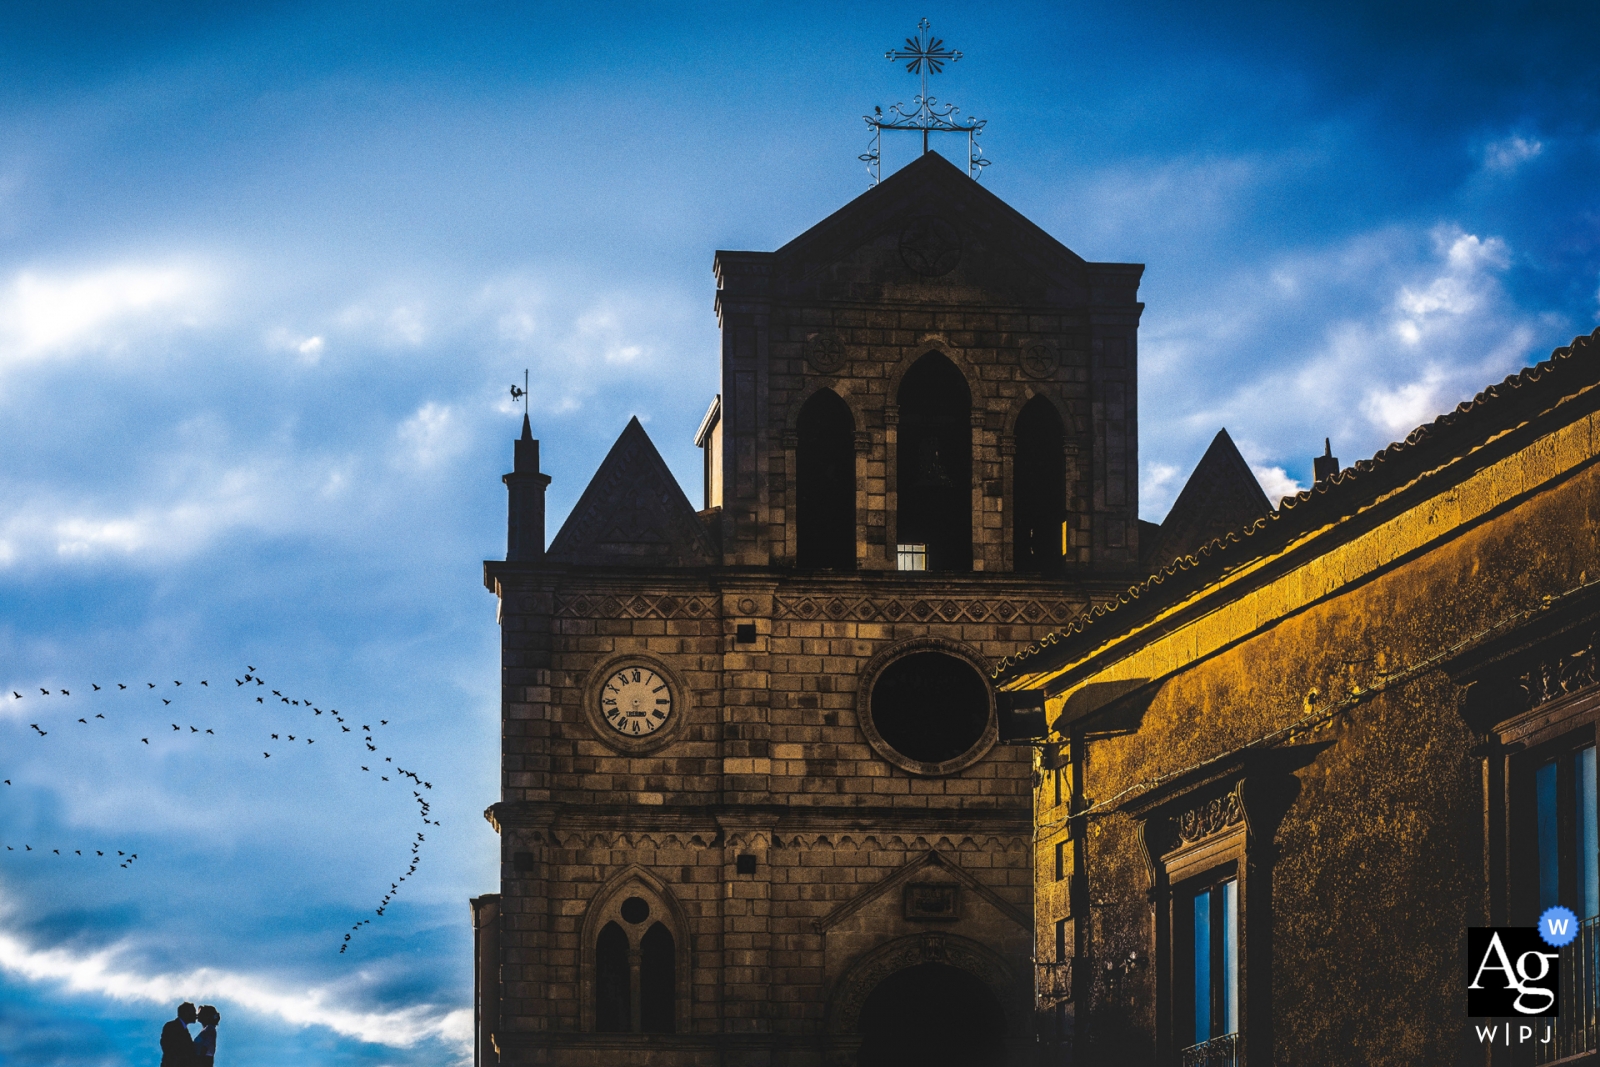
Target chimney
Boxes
[503,415,551,561]
[1313,438,1340,485]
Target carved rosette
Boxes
[805,331,849,373]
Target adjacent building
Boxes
[1001,328,1600,1066]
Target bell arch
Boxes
[1013,395,1066,574]
[796,387,857,570]
[895,351,972,572]
[579,866,692,1034]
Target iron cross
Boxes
[886,20,963,153]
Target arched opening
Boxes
[858,963,1007,1067]
[1013,397,1065,574]
[896,353,972,572]
[639,922,676,1033]
[796,388,856,570]
[595,922,630,1032]
[870,650,991,765]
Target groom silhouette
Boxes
[160,1002,197,1066]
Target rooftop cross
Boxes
[862,18,989,185]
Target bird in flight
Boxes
[92,684,100,691]
[171,724,179,731]
[263,752,271,758]
[117,684,126,690]
[61,689,70,696]
[174,681,181,687]
[162,699,171,705]
[11,692,19,699]
[78,718,86,724]
[95,714,104,719]
[39,688,48,695]
[147,683,154,689]
[141,738,149,744]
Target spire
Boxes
[503,414,551,562]
[1313,438,1340,485]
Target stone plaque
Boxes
[904,882,960,921]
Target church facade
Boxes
[473,152,1149,1067]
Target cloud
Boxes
[397,402,466,469]
[1484,135,1543,173]
[1140,461,1181,518]
[1250,465,1302,507]
[0,923,469,1055]
[0,263,207,365]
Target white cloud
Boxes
[266,328,326,363]
[1140,461,1181,519]
[1392,228,1509,345]
[0,263,207,364]
[1484,135,1543,173]
[1251,464,1302,507]
[397,402,464,469]
[0,923,469,1055]
[1361,365,1448,436]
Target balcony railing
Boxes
[1180,1031,1238,1067]
[1536,914,1600,1064]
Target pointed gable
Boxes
[547,417,717,567]
[758,152,1132,308]
[1145,428,1272,571]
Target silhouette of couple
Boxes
[159,1001,220,1066]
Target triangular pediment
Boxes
[547,417,717,567]
[1146,428,1272,570]
[768,152,1099,305]
[814,848,1029,933]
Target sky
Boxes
[0,2,1596,1063]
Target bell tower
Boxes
[478,150,1144,1067]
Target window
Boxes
[896,353,971,572]
[796,389,856,569]
[1534,744,1599,920]
[896,543,927,571]
[869,650,990,765]
[1186,879,1239,1059]
[1478,630,1600,1064]
[583,876,685,1034]
[1013,396,1065,574]
[1127,773,1265,1067]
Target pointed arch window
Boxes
[897,353,972,572]
[1013,396,1065,574]
[797,388,856,570]
[582,872,688,1034]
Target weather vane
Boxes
[510,370,528,415]
[861,18,989,185]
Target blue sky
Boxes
[0,2,1595,1063]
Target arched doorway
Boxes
[857,963,1007,1067]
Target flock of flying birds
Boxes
[2,664,438,954]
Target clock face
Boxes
[599,665,672,737]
